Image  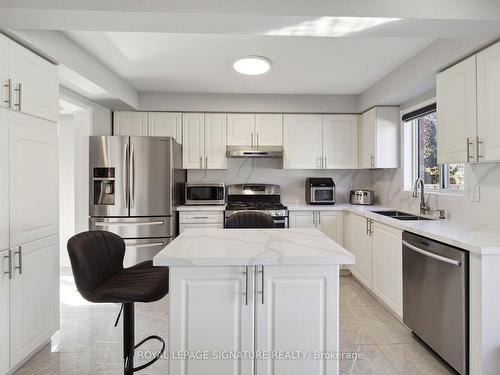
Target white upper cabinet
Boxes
[358,107,399,169]
[437,56,477,164]
[204,113,228,169]
[183,113,227,169]
[0,120,8,252]
[255,114,283,146]
[2,38,59,122]
[283,114,323,169]
[0,35,9,110]
[323,115,358,169]
[227,113,255,146]
[148,112,182,143]
[113,112,148,136]
[477,41,500,162]
[182,113,205,169]
[9,123,59,246]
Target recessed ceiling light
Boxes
[233,56,271,75]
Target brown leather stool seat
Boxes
[67,231,169,374]
[225,211,275,228]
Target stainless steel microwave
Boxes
[185,182,225,205]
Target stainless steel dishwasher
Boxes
[402,231,468,375]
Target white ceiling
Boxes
[65,31,433,94]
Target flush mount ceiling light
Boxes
[233,56,271,75]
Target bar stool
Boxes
[67,231,169,374]
[225,211,275,228]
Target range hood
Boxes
[226,145,283,158]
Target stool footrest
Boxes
[132,335,166,372]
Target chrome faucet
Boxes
[412,178,429,215]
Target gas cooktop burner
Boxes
[225,202,288,210]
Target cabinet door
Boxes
[0,35,10,110]
[437,56,477,164]
[8,42,59,122]
[0,249,10,375]
[255,114,283,146]
[283,115,323,169]
[374,107,400,168]
[358,109,376,168]
[288,211,315,228]
[348,214,372,288]
[148,112,182,143]
[168,266,254,375]
[182,113,205,169]
[204,113,227,169]
[477,41,500,162]
[318,211,343,246]
[9,126,59,246]
[227,113,254,146]
[113,112,148,136]
[10,235,59,369]
[0,121,8,251]
[256,265,339,375]
[372,222,403,316]
[322,115,358,169]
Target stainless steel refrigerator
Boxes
[89,136,185,266]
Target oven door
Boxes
[311,187,334,203]
[273,216,289,228]
[185,185,225,205]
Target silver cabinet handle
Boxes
[3,78,11,108]
[243,266,249,306]
[312,211,316,225]
[476,136,483,160]
[466,137,474,163]
[130,143,135,208]
[192,216,209,219]
[366,218,370,235]
[123,144,129,209]
[205,155,208,169]
[14,82,22,111]
[200,155,203,169]
[402,240,461,266]
[256,133,259,148]
[251,132,254,148]
[324,156,328,169]
[14,246,22,274]
[369,219,374,235]
[318,211,321,225]
[257,265,264,304]
[370,154,375,168]
[4,250,12,279]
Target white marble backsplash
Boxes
[187,158,373,204]
[371,163,500,225]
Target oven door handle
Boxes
[273,219,286,224]
[402,240,461,266]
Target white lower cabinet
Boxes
[0,249,10,375]
[289,210,343,245]
[169,264,339,375]
[371,222,403,316]
[9,235,59,369]
[179,210,224,233]
[256,265,339,375]
[346,213,403,316]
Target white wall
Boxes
[188,158,372,205]
[139,92,359,114]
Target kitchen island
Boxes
[154,228,355,375]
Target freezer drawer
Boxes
[90,216,174,238]
[123,238,171,267]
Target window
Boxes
[403,106,465,193]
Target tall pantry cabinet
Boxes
[0,33,60,375]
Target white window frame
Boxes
[401,99,465,196]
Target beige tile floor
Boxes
[15,270,456,374]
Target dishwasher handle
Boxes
[402,240,461,266]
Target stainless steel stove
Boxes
[224,184,289,228]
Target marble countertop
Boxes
[153,228,355,266]
[177,205,226,211]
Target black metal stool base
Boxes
[122,303,166,375]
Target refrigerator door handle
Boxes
[123,144,129,209]
[130,143,135,208]
[94,220,165,227]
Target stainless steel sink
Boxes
[371,210,433,221]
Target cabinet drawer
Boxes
[179,211,224,224]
